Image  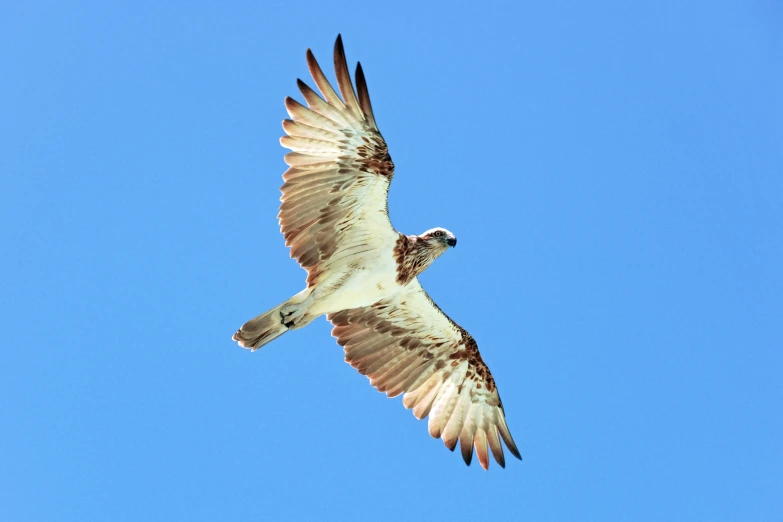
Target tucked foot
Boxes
[278,286,316,329]
[280,303,306,328]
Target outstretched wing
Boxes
[279,35,396,287]
[328,280,521,469]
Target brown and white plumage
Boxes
[329,279,521,469]
[233,35,521,469]
[279,35,394,288]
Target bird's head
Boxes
[419,227,457,256]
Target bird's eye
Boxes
[433,231,443,237]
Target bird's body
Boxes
[233,35,521,469]
[316,255,395,313]
[302,232,400,317]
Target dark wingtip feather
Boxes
[509,444,522,460]
[355,61,377,129]
[461,443,474,466]
[333,34,345,69]
[295,78,314,99]
[305,47,341,106]
[332,34,361,114]
[305,48,316,69]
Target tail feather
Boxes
[232,289,311,350]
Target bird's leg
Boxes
[280,288,316,329]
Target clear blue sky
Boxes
[2,1,781,520]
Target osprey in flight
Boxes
[233,35,520,469]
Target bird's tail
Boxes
[232,288,312,350]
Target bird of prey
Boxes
[233,35,520,469]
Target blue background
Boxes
[2,1,781,520]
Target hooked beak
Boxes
[447,236,457,248]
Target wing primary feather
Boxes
[305,48,343,106]
[282,119,341,141]
[354,62,377,129]
[458,403,478,466]
[459,429,474,466]
[284,97,341,132]
[296,79,353,126]
[333,34,362,117]
[413,382,441,420]
[441,391,470,452]
[281,119,336,140]
[487,425,506,468]
[474,429,490,470]
[497,408,522,460]
[279,135,339,155]
[400,361,437,408]
[428,379,460,439]
[409,373,443,419]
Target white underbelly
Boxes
[310,249,401,315]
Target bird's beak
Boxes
[447,237,457,247]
